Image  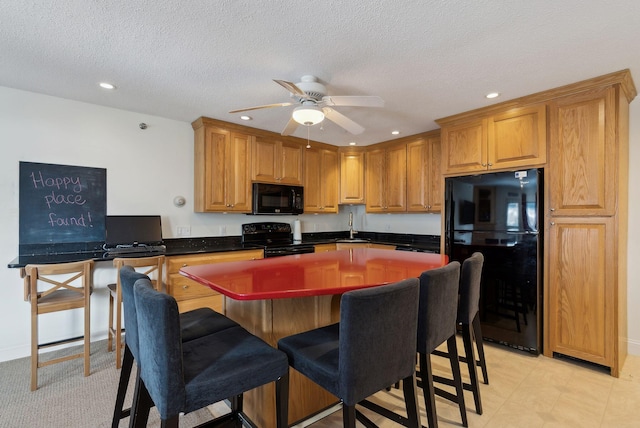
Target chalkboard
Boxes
[19,161,107,246]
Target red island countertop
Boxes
[180,248,448,300]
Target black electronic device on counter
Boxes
[104,215,165,253]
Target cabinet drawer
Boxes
[167,249,264,273]
[168,274,218,300]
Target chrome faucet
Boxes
[349,212,358,239]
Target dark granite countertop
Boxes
[8,232,440,268]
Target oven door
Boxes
[252,183,304,215]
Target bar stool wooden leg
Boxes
[30,303,38,391]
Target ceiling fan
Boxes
[229,75,384,136]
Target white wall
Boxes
[1,85,638,362]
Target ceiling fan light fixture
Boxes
[292,105,325,126]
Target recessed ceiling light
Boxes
[99,82,116,90]
[240,115,252,121]
[391,130,400,135]
[349,141,357,146]
[485,92,500,99]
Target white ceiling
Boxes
[1,1,638,146]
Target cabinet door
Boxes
[279,140,303,185]
[339,151,365,204]
[319,149,339,212]
[196,127,229,211]
[546,217,615,368]
[488,104,547,170]
[385,144,407,211]
[304,148,338,213]
[251,136,279,183]
[548,88,616,216]
[442,119,487,174]
[407,136,441,213]
[428,136,442,212]
[365,148,386,212]
[227,132,252,211]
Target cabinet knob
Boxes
[182,285,189,289]
[488,163,493,167]
[482,163,487,167]
[550,222,555,226]
[550,208,555,212]
[182,263,187,267]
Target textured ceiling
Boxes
[1,0,638,146]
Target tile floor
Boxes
[297,340,640,427]
[209,339,640,427]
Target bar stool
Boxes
[24,259,94,391]
[433,252,488,415]
[107,255,164,369]
[278,278,421,428]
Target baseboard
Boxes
[627,337,640,356]
[0,333,109,363]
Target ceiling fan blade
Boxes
[322,95,384,108]
[229,102,293,114]
[273,79,309,98]
[281,117,299,136]
[322,108,365,134]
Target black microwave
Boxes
[252,183,304,215]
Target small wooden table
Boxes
[181,248,448,426]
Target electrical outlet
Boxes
[219,225,227,235]
[176,225,191,237]
[385,224,392,231]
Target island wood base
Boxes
[225,294,342,426]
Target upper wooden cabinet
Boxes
[251,136,303,185]
[406,131,442,213]
[304,146,339,213]
[339,149,365,204]
[548,87,616,216]
[365,143,407,212]
[193,123,252,213]
[439,104,547,175]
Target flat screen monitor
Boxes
[105,215,163,247]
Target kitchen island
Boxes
[180,248,448,426]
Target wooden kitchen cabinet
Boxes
[365,143,407,212]
[165,249,263,313]
[304,146,339,213]
[406,131,442,213]
[547,217,615,369]
[193,123,252,212]
[251,136,303,185]
[440,104,546,175]
[544,73,635,377]
[548,87,616,216]
[339,149,366,204]
[314,243,337,252]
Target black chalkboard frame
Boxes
[19,161,107,254]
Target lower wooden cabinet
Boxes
[546,217,619,372]
[165,249,264,313]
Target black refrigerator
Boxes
[444,168,542,354]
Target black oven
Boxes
[242,222,314,258]
[252,183,303,215]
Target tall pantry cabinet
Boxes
[545,75,636,377]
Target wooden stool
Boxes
[107,255,164,369]
[24,259,94,391]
